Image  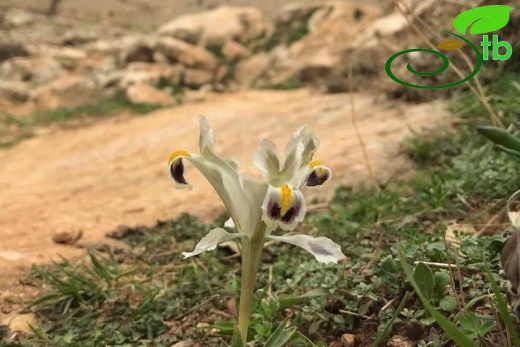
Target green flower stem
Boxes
[237,227,266,345]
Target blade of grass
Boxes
[264,318,297,347]
[371,291,412,347]
[484,264,520,347]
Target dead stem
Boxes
[443,233,464,314]
[348,63,379,191]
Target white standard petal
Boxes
[254,139,280,181]
[280,134,304,181]
[170,116,267,234]
[267,234,345,264]
[182,227,245,258]
[279,126,320,185]
[198,116,215,155]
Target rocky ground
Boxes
[1,0,512,337]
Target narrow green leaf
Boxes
[496,145,520,163]
[210,319,235,335]
[279,288,329,309]
[264,318,296,347]
[294,331,320,347]
[398,249,478,347]
[484,265,520,347]
[453,5,514,35]
[479,320,495,335]
[371,291,412,347]
[230,325,244,347]
[414,262,434,301]
[476,126,520,152]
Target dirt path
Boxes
[0,89,448,322]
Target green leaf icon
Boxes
[453,5,514,35]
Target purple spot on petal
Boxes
[268,201,281,219]
[281,198,302,223]
[310,242,334,256]
[170,159,188,184]
[306,169,330,187]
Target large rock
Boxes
[126,84,176,106]
[235,52,272,88]
[0,43,29,63]
[85,36,155,64]
[0,56,64,85]
[222,40,251,62]
[118,37,156,65]
[61,30,99,46]
[29,75,88,110]
[275,3,324,28]
[3,9,35,28]
[264,2,382,90]
[118,62,184,89]
[158,6,273,47]
[183,68,213,87]
[26,44,87,63]
[183,67,228,88]
[155,37,218,70]
[0,81,31,103]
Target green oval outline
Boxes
[384,31,483,89]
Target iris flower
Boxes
[168,116,344,343]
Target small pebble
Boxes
[52,229,83,245]
[341,333,356,347]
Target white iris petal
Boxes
[169,116,267,235]
[306,162,332,187]
[253,139,280,181]
[267,234,345,264]
[182,227,245,258]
